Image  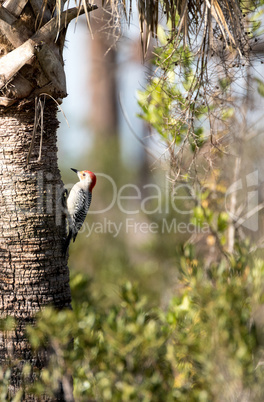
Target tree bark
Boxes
[0,0,98,398]
[0,100,71,399]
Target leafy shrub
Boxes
[20,249,264,401]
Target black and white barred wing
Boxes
[71,189,92,241]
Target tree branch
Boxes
[0,3,98,90]
[2,0,28,18]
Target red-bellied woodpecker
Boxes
[63,168,96,254]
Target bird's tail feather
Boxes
[63,229,73,256]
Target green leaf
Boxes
[255,77,264,97]
[217,212,229,232]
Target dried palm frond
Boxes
[49,0,261,60]
[138,0,159,55]
[136,0,259,59]
[134,0,263,179]
[57,0,258,60]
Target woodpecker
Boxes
[63,168,96,254]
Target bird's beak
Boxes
[70,168,78,174]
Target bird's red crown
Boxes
[80,170,96,191]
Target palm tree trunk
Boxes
[0,1,98,398]
[0,101,71,398]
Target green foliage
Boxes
[0,316,15,331]
[25,277,174,401]
[254,77,264,97]
[165,246,264,400]
[137,25,207,150]
[0,252,261,401]
[2,246,264,400]
[0,368,11,402]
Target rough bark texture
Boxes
[0,1,98,399]
[0,101,71,399]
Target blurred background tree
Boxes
[59,0,264,305]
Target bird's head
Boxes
[71,168,96,191]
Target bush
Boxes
[17,247,264,401]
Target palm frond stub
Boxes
[0,0,97,107]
